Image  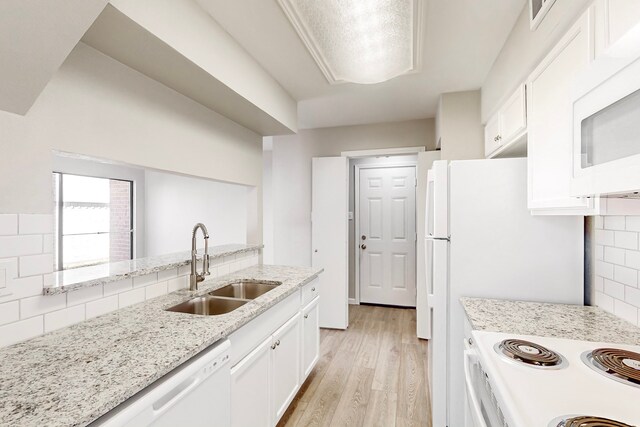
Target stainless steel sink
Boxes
[166,295,248,315]
[208,281,280,300]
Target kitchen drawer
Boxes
[301,278,319,306]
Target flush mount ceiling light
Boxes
[278,0,423,85]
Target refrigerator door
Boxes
[446,158,583,427]
[429,238,449,427]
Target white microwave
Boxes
[572,30,640,197]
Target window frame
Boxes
[53,171,135,271]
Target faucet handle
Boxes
[203,254,210,276]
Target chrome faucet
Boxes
[190,223,210,291]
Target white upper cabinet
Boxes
[484,84,527,159]
[594,0,640,56]
[527,8,600,214]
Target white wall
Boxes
[481,1,592,122]
[144,170,248,256]
[0,42,263,244]
[262,138,275,264]
[438,90,484,161]
[270,119,436,269]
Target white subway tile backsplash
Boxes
[0,215,18,236]
[133,273,158,288]
[626,216,640,232]
[19,253,53,277]
[595,291,615,313]
[614,231,638,250]
[145,281,168,300]
[158,268,178,281]
[178,265,191,276]
[0,235,42,258]
[218,263,230,277]
[625,250,640,269]
[604,246,625,265]
[595,261,614,280]
[103,278,133,296]
[0,316,43,347]
[614,299,638,325]
[118,288,145,308]
[595,229,614,246]
[604,279,626,300]
[86,296,118,319]
[594,215,640,326]
[42,234,54,254]
[0,275,43,303]
[18,214,53,235]
[604,216,626,230]
[613,264,638,287]
[20,294,66,319]
[626,286,640,308]
[594,276,604,292]
[167,275,188,292]
[67,285,103,306]
[44,305,85,333]
[0,301,19,326]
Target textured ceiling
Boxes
[196,0,526,129]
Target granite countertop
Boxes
[461,297,640,345]
[0,264,322,427]
[44,243,263,295]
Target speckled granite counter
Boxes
[461,298,640,346]
[0,264,322,427]
[44,243,262,295]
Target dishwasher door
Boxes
[95,340,231,427]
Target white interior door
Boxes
[311,157,349,330]
[359,166,417,307]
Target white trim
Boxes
[355,163,417,306]
[341,146,425,158]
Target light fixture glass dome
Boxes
[278,0,422,85]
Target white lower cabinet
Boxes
[301,297,320,379]
[230,289,320,427]
[230,338,271,427]
[271,313,302,423]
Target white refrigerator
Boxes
[422,158,583,427]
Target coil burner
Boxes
[494,339,566,369]
[582,348,640,389]
[549,415,635,427]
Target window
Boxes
[53,173,134,270]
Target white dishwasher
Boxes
[94,340,231,427]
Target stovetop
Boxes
[472,331,640,427]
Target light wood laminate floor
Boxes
[278,304,432,427]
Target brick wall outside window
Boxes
[109,180,132,261]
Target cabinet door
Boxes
[484,114,501,158]
[231,336,272,427]
[301,297,320,379]
[500,84,527,143]
[527,10,598,214]
[271,312,302,424]
[597,0,640,54]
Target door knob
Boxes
[360,244,367,250]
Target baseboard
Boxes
[348,298,359,305]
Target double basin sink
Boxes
[166,280,281,316]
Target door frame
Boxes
[354,161,418,305]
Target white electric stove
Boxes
[465,330,640,427]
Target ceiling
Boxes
[196,0,526,129]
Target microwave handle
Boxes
[464,348,488,427]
